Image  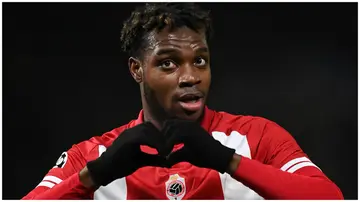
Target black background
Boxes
[3,2,357,199]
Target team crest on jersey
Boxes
[165,174,186,200]
[53,152,68,168]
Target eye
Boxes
[159,60,177,69]
[194,57,207,67]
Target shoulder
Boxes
[45,119,136,179]
[211,109,276,136]
[70,119,137,161]
[209,109,287,159]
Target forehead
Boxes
[146,26,208,52]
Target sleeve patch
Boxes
[54,152,68,168]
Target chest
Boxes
[93,130,263,200]
[94,163,261,200]
[93,163,262,200]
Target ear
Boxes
[128,57,143,83]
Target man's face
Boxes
[141,26,211,122]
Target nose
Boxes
[178,65,201,88]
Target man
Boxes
[23,3,343,200]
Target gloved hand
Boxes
[86,122,168,186]
[163,119,236,173]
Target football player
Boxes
[23,3,343,200]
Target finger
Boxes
[141,121,161,134]
[163,120,191,156]
[138,152,169,168]
[165,129,185,155]
[163,118,178,127]
[163,119,190,130]
[162,119,177,135]
[161,121,177,153]
[163,119,195,139]
[162,119,191,134]
[139,136,167,157]
[167,148,189,166]
[136,126,168,156]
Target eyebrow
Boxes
[195,47,209,54]
[155,47,209,56]
[155,48,180,56]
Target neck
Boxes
[142,105,206,131]
[141,95,166,130]
[143,110,163,130]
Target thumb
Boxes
[167,147,189,166]
[139,152,169,168]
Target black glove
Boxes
[86,122,167,186]
[163,119,236,173]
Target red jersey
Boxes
[22,107,343,200]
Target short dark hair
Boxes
[120,3,212,58]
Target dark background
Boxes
[3,2,357,199]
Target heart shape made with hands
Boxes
[138,119,235,172]
[140,119,201,155]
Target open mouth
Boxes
[177,94,203,112]
[178,94,201,103]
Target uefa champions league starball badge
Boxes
[54,152,68,168]
[165,174,186,200]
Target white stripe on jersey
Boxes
[37,181,55,189]
[287,162,320,173]
[94,145,127,200]
[280,157,310,171]
[99,145,107,156]
[94,178,128,199]
[43,176,62,184]
[213,131,264,200]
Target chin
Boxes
[171,107,204,122]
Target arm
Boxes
[227,122,343,199]
[23,122,168,200]
[22,144,96,200]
